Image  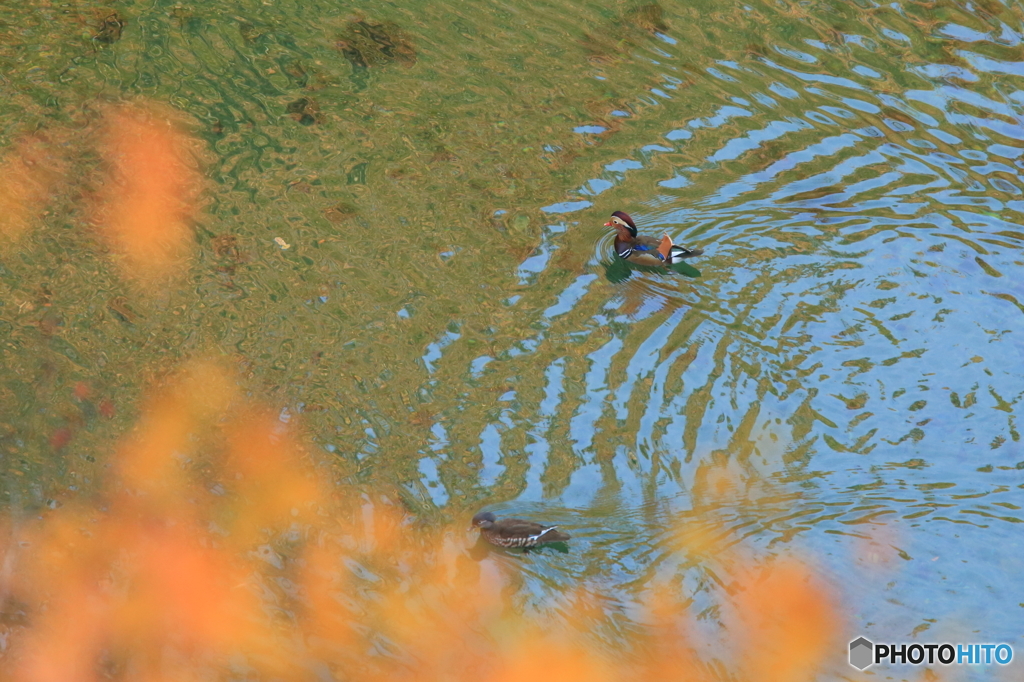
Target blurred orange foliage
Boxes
[95,103,203,281]
[0,361,849,681]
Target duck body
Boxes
[606,211,703,266]
[471,511,571,548]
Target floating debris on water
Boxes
[582,2,668,59]
[285,97,321,126]
[238,21,263,44]
[324,201,358,223]
[336,18,415,88]
[94,12,125,45]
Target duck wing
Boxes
[493,518,571,543]
[620,234,669,267]
[492,518,547,538]
[634,234,662,249]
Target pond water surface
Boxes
[2,0,1023,679]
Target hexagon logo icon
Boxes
[849,637,874,670]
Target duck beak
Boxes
[604,221,614,227]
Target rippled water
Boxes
[2,0,1024,676]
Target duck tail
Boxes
[658,233,703,264]
[669,244,704,262]
[535,526,571,543]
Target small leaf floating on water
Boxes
[582,2,669,60]
[624,2,668,32]
[37,311,62,336]
[347,162,368,185]
[49,426,73,450]
[107,296,142,323]
[274,237,291,250]
[99,398,116,418]
[429,145,457,163]
[73,382,92,401]
[281,60,308,88]
[94,12,125,45]
[238,21,263,44]
[211,234,247,276]
[212,234,240,260]
[324,201,358,223]
[285,97,321,126]
[336,17,416,88]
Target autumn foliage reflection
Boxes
[95,103,203,281]
[1,362,842,681]
[0,101,203,285]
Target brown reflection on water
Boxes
[0,136,64,243]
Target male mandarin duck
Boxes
[606,210,704,267]
[471,511,571,548]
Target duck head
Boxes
[605,211,637,239]
[471,511,496,529]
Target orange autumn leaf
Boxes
[1,359,855,682]
[489,635,615,682]
[733,560,840,682]
[115,362,232,502]
[96,103,204,280]
[73,382,92,400]
[221,411,323,546]
[111,523,259,652]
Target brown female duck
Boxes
[606,210,703,267]
[471,511,571,548]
